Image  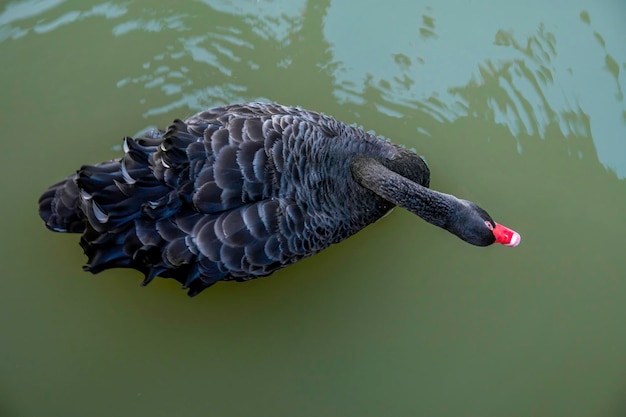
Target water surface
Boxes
[1,1,625,416]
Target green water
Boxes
[1,1,626,416]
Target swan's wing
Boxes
[76,104,313,295]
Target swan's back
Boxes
[39,102,429,296]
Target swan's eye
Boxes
[485,221,494,230]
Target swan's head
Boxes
[450,200,521,247]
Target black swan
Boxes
[39,102,520,296]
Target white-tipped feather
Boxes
[79,189,92,201]
[92,201,109,223]
[120,159,136,184]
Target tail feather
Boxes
[38,175,85,233]
[37,122,257,296]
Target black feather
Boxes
[38,102,432,296]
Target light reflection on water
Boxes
[16,0,615,176]
[0,1,126,40]
[8,0,620,176]
[324,1,626,177]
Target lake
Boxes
[1,1,625,416]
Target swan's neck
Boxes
[350,155,460,230]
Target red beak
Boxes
[493,223,521,247]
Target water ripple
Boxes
[0,0,66,26]
[0,1,127,42]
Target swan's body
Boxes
[39,102,519,296]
